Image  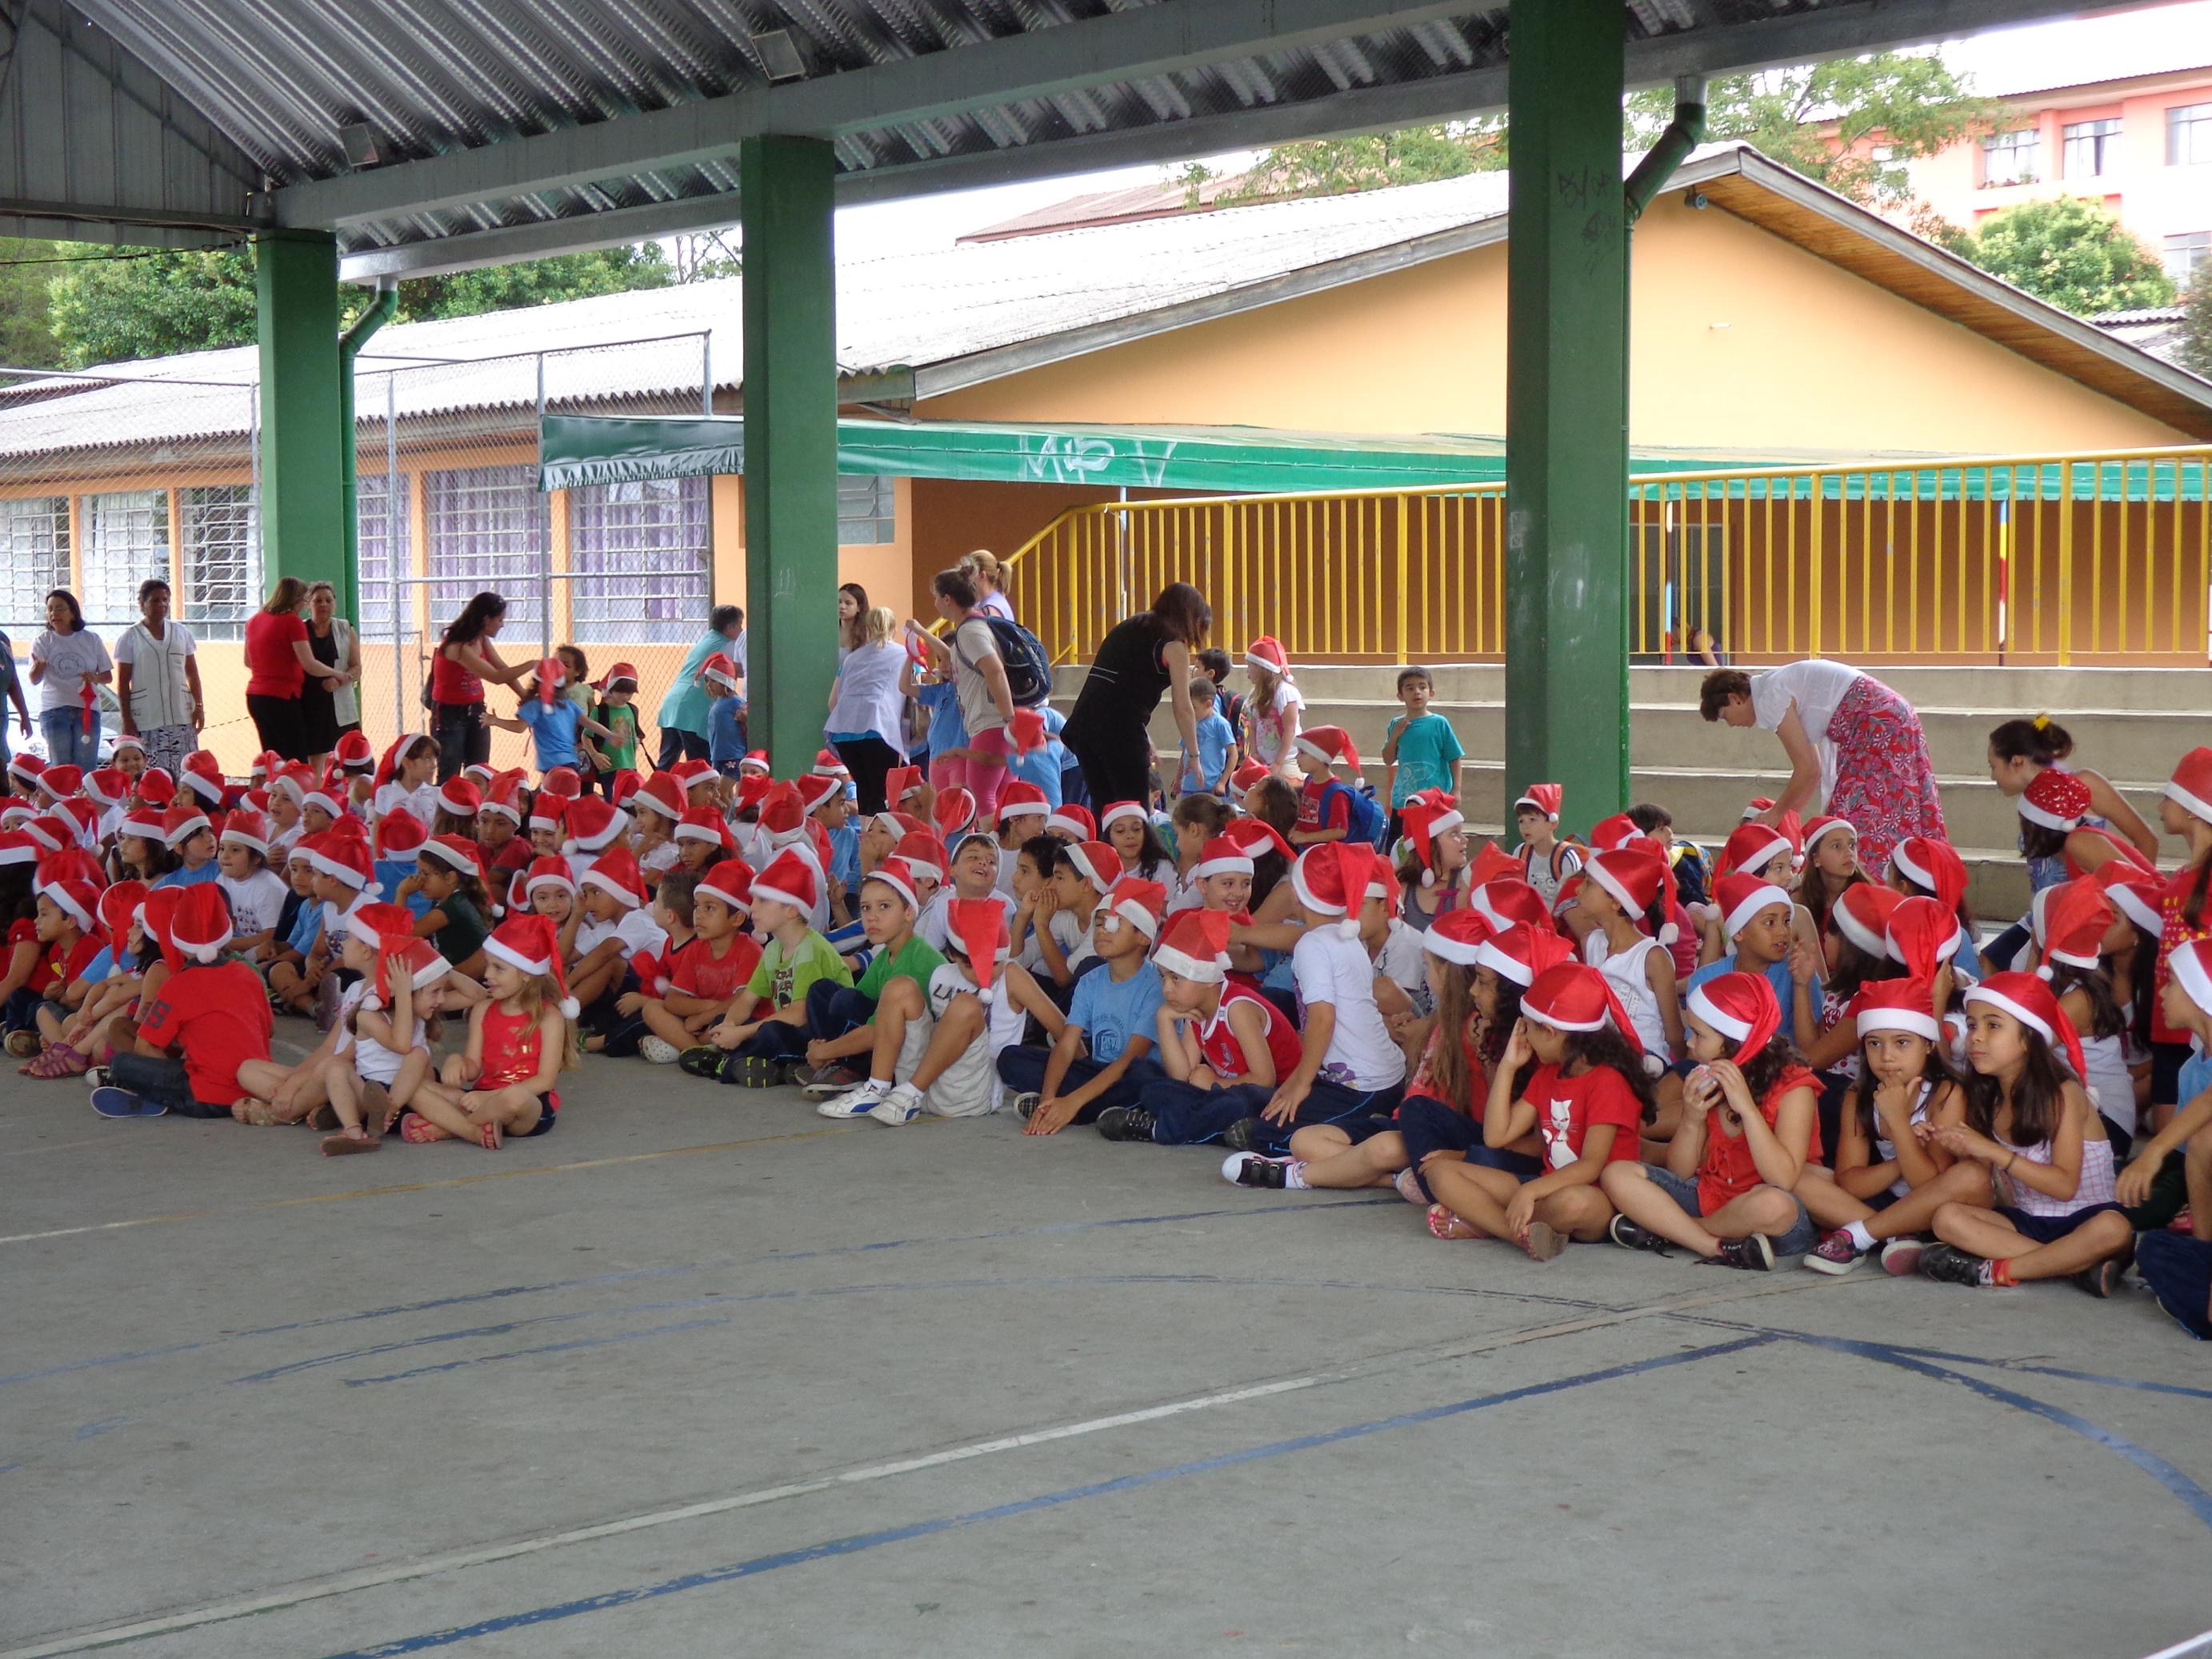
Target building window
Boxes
[178,485,258,642]
[83,490,169,630]
[356,471,410,642]
[0,496,70,634]
[2167,230,2212,283]
[838,472,896,546]
[2170,102,2212,166]
[2062,118,2122,177]
[566,478,710,645]
[1981,128,2041,186]
[424,465,542,638]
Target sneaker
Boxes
[678,1045,727,1080]
[1094,1105,1158,1143]
[1713,1233,1776,1272]
[639,1036,682,1065]
[1520,1221,1566,1263]
[1220,1151,1291,1189]
[1918,1243,1988,1286]
[5,1029,41,1057]
[1221,1115,1267,1152]
[798,1064,864,1097]
[1013,1091,1041,1121]
[1879,1237,1926,1277]
[2073,1259,2123,1299]
[814,1078,890,1119]
[1607,1214,1674,1256]
[90,1085,162,1118]
[1804,1230,1866,1277]
[1393,1166,1428,1206]
[83,1065,111,1089]
[866,1083,925,1126]
[721,1053,790,1088]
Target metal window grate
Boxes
[357,471,410,641]
[0,496,70,634]
[838,471,896,545]
[566,477,710,645]
[83,490,170,632]
[425,464,542,636]
[179,484,258,642]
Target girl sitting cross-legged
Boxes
[399,914,579,1149]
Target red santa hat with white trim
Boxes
[700,653,740,692]
[1884,894,1962,981]
[750,849,818,916]
[1513,782,1563,823]
[894,829,950,885]
[1244,635,1290,678]
[1290,841,1378,938]
[1154,908,1232,983]
[1718,822,1794,882]
[629,771,685,824]
[2096,861,2165,935]
[1889,835,1969,916]
[1398,793,1464,885]
[2036,877,2114,973]
[794,772,843,817]
[40,876,102,938]
[424,833,486,882]
[1469,877,1553,935]
[54,798,101,850]
[997,781,1049,825]
[1044,803,1095,841]
[1220,817,1290,864]
[1830,882,1902,960]
[1474,921,1574,988]
[1584,845,1676,944]
[332,730,374,773]
[478,770,527,825]
[522,853,578,902]
[483,913,580,1018]
[674,803,737,853]
[564,796,627,856]
[160,801,212,849]
[1100,875,1168,941]
[1713,872,1792,941]
[2168,938,2212,1033]
[374,807,428,860]
[1098,799,1149,834]
[695,857,754,916]
[1421,908,1491,967]
[2018,768,2090,833]
[1521,961,1647,1070]
[933,788,978,842]
[1060,840,1118,894]
[810,748,851,782]
[1294,725,1360,774]
[180,750,227,806]
[372,734,426,792]
[758,781,806,843]
[1686,970,1782,1064]
[434,778,482,822]
[306,829,378,894]
[863,856,924,913]
[526,791,566,837]
[2164,746,2212,826]
[945,897,1011,1001]
[580,845,649,909]
[1850,975,1942,1043]
[166,884,234,965]
[219,810,271,857]
[1190,835,1254,882]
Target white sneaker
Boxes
[638,1036,682,1065]
[866,1082,926,1126]
[815,1078,890,1119]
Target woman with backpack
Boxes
[930,566,1022,819]
[1063,583,1212,812]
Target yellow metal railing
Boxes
[999,444,2212,667]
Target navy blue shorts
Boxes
[1994,1201,2122,1245]
[524,1097,557,1137]
[2135,1231,2212,1340]
[1333,1113,1401,1146]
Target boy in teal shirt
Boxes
[1381,666,1464,817]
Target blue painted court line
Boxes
[319,1337,1773,1658]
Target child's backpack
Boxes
[954,615,1054,709]
[1317,779,1389,851]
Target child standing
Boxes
[1381,667,1464,832]
[583,661,641,793]
[1177,676,1235,799]
[1240,635,1303,780]
[702,654,746,780]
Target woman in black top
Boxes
[1062,582,1210,809]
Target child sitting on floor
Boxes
[684,852,852,1085]
[323,934,451,1156]
[799,858,945,1106]
[633,865,762,1065]
[999,876,1166,1134]
[402,914,578,1149]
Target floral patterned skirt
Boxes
[1826,674,1945,873]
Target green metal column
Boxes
[740,134,840,776]
[1503,0,1630,827]
[254,231,346,599]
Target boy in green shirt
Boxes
[798,857,947,1112]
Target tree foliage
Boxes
[2173,262,2212,377]
[1189,118,1506,205]
[1955,197,2174,315]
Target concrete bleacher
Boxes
[1086,662,2206,919]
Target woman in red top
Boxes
[431,593,533,783]
[245,577,351,764]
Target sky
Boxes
[823,2,2212,261]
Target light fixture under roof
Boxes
[338,120,380,170]
[751,28,810,83]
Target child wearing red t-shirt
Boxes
[634,866,762,1063]
[92,887,278,1120]
[1602,972,1822,1270]
[3,882,101,1057]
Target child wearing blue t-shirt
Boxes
[1008,704,1069,809]
[994,893,1164,1133]
[1382,666,1465,809]
[908,669,967,788]
[708,680,747,776]
[503,670,615,782]
[1178,676,1236,798]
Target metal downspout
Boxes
[338,274,399,626]
[1624,77,1707,224]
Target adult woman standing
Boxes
[826,606,910,813]
[113,578,202,778]
[432,592,533,782]
[1699,660,1944,873]
[1063,582,1211,810]
[302,582,362,767]
[652,603,744,770]
[929,567,1019,819]
[836,582,868,666]
[245,577,350,765]
[28,589,110,768]
[962,551,1016,621]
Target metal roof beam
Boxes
[280,0,1478,230]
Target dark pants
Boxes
[834,735,902,816]
[805,979,876,1043]
[1,985,40,1033]
[655,725,711,772]
[1141,1075,1406,1152]
[246,693,307,764]
[1983,920,2031,977]
[722,1017,812,1075]
[994,1045,1163,1121]
[1068,731,1151,814]
[434,701,489,781]
[2135,1231,2212,1340]
[1394,1093,1542,1199]
[111,1051,233,1118]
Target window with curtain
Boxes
[178,485,258,641]
[2062,118,2121,177]
[1981,128,2040,186]
[2169,102,2212,166]
[424,464,542,638]
[566,477,710,645]
[2166,230,2211,282]
[83,490,169,630]
[0,497,70,634]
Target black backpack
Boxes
[956,614,1053,709]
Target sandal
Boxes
[321,1129,380,1157]
[306,1102,340,1132]
[4,1029,42,1058]
[477,1120,503,1152]
[1426,1203,1479,1241]
[20,1041,88,1079]
[398,1113,446,1144]
[230,1097,284,1126]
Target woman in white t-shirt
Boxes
[113,578,202,780]
[28,590,112,768]
[1700,660,1945,873]
[825,606,911,814]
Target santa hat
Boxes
[109,734,145,761]
[522,854,578,901]
[1366,858,1400,914]
[1231,758,1271,794]
[1007,707,1049,760]
[888,830,945,885]
[1686,971,1782,1063]
[55,799,101,849]
[700,653,740,692]
[629,772,686,824]
[607,770,644,810]
[1966,971,2087,1083]
[945,897,1011,1001]
[1462,841,1521,888]
[434,778,483,822]
[1885,895,1962,981]
[2038,877,2115,972]
[333,730,374,772]
[133,768,177,809]
[0,830,37,868]
[40,876,101,937]
[36,845,104,893]
[1802,816,1856,859]
[1062,840,1118,893]
[1191,836,1255,881]
[2096,861,2165,935]
[1830,882,1903,959]
[1522,961,1647,1071]
[372,734,427,791]
[1889,836,1968,915]
[474,772,523,826]
[882,765,926,808]
[35,762,82,800]
[374,808,428,860]
[219,810,271,857]
[2165,746,2212,826]
[82,768,128,811]
[564,797,627,854]
[1290,842,1378,937]
[933,788,978,841]
[1221,818,1291,863]
[22,814,68,854]
[1244,635,1290,678]
[1513,782,1563,823]
[1045,804,1096,841]
[997,782,1049,825]
[1422,908,1492,967]
[483,913,580,1017]
[344,900,419,955]
[1714,873,1792,941]
[1585,847,1676,943]
[526,792,566,837]
[595,661,638,693]
[810,748,851,782]
[695,858,754,916]
[863,857,924,913]
[666,758,715,794]
[737,750,770,778]
[115,811,166,846]
[160,801,212,848]
[1469,877,1552,935]
[179,751,226,807]
[1399,794,1465,885]
[1295,725,1361,773]
[794,773,842,818]
[2168,938,2212,1029]
[1718,822,1794,882]
[674,804,738,853]
[136,886,185,969]
[301,779,346,822]
[1099,800,1150,835]
[541,766,583,800]
[97,879,149,944]
[734,773,773,815]
[1154,908,1231,983]
[1475,921,1574,988]
[267,765,312,806]
[758,782,806,841]
[1850,975,1942,1042]
[526,658,565,708]
[7,754,47,797]
[751,849,819,916]
[424,833,485,879]
[580,845,649,909]
[1742,797,1777,820]
[306,830,377,894]
[167,885,233,965]
[1101,875,1168,941]
[379,937,453,1005]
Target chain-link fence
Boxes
[0,331,719,778]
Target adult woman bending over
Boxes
[431,592,533,782]
[1063,582,1211,810]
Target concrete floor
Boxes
[4,1051,2210,1659]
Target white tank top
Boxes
[2000,1126,2117,1218]
[1583,930,1669,1060]
[2079,1031,2137,1137]
[1871,1078,1934,1198]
